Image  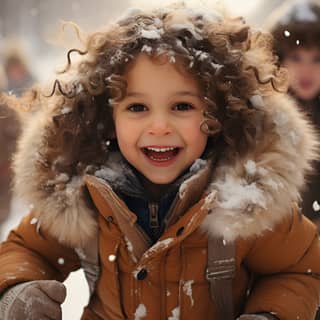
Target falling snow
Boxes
[313,201,320,212]
[30,217,38,225]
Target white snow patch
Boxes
[313,201,320,212]
[190,158,206,173]
[76,83,84,94]
[61,106,72,115]
[65,176,82,197]
[168,306,180,320]
[95,167,120,182]
[249,95,265,108]
[244,160,257,176]
[182,280,194,306]
[212,174,267,211]
[210,62,223,74]
[202,191,217,211]
[125,236,137,263]
[140,29,162,39]
[169,54,176,64]
[134,303,147,320]
[194,49,209,61]
[179,159,207,199]
[141,45,152,54]
[264,177,284,191]
[170,23,203,40]
[148,238,173,254]
[55,173,70,183]
[30,217,38,225]
[135,239,174,271]
[125,236,134,252]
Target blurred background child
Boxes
[268,0,320,226]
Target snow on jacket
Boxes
[0,90,320,320]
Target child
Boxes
[0,3,320,320]
[268,0,320,225]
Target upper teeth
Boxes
[145,147,176,152]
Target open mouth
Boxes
[142,146,181,162]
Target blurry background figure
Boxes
[267,0,320,227]
[3,41,35,96]
[0,102,20,230]
[0,41,33,237]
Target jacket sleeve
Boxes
[243,204,320,320]
[0,212,81,295]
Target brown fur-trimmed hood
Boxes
[12,92,319,247]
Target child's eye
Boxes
[287,53,301,63]
[128,104,147,112]
[173,102,194,111]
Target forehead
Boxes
[123,53,201,91]
[288,47,320,57]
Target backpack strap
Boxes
[207,236,235,320]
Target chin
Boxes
[146,175,177,185]
[296,89,319,101]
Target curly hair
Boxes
[11,4,288,179]
[268,1,320,61]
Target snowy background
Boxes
[0,0,297,318]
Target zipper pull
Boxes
[148,202,159,228]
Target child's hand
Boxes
[0,280,66,320]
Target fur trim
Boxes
[201,93,319,241]
[13,108,98,248]
[13,93,319,246]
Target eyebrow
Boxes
[126,91,202,98]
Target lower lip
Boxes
[141,149,181,167]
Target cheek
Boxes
[314,69,320,85]
[186,120,208,152]
[114,118,133,144]
[286,65,299,79]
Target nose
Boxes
[147,114,172,136]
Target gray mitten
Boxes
[0,280,66,320]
